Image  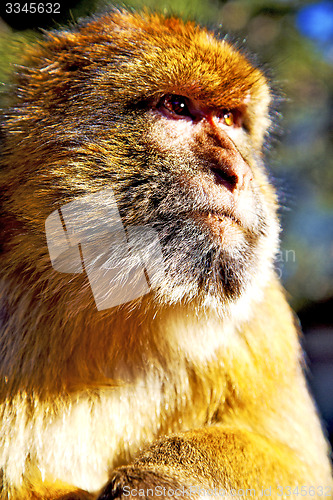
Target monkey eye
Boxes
[223,111,234,127]
[218,109,243,128]
[158,94,193,119]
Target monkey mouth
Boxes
[192,210,243,229]
[191,210,249,247]
[197,210,241,225]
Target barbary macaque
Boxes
[0,9,332,500]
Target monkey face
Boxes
[3,11,280,319]
[130,94,280,316]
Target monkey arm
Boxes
[98,425,331,499]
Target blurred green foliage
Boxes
[0,0,332,310]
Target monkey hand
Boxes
[97,466,187,500]
[97,433,207,500]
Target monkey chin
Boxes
[150,205,280,325]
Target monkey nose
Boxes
[203,118,253,193]
[211,152,253,193]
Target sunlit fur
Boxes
[0,10,332,499]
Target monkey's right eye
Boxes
[158,94,193,119]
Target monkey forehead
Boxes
[100,11,266,107]
[34,10,269,110]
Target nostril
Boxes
[211,167,238,191]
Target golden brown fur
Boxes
[0,10,332,499]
